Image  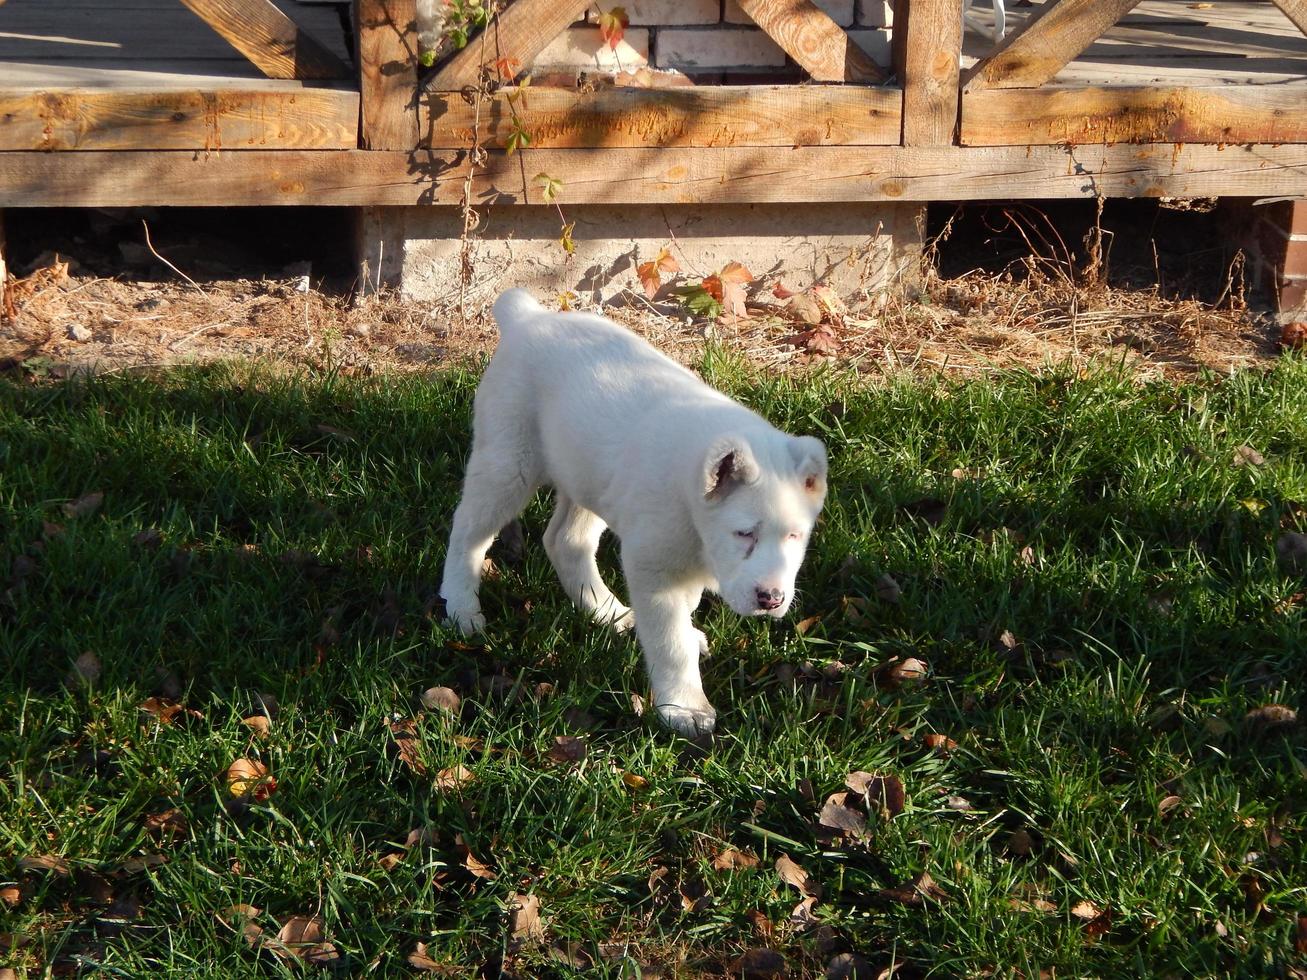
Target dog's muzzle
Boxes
[755,588,785,611]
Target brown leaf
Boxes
[795,614,823,636]
[18,854,70,875]
[144,808,188,840]
[63,491,104,519]
[377,853,403,872]
[621,771,650,791]
[458,836,497,881]
[1006,828,1036,856]
[139,697,202,726]
[385,717,428,775]
[818,792,867,839]
[825,952,874,979]
[408,943,460,973]
[775,853,821,900]
[276,914,323,946]
[1233,445,1265,467]
[922,733,958,754]
[712,848,760,872]
[405,826,438,849]
[242,715,272,738]
[846,771,905,818]
[747,908,774,938]
[1071,899,1102,920]
[789,895,819,930]
[679,877,711,913]
[132,528,164,549]
[1244,703,1298,733]
[69,651,102,687]
[420,686,461,713]
[1296,914,1307,955]
[878,870,948,906]
[273,914,339,964]
[1158,794,1184,817]
[508,892,545,948]
[1071,900,1112,937]
[880,657,927,688]
[0,886,20,908]
[546,734,588,764]
[226,758,276,801]
[733,947,786,978]
[434,764,474,792]
[630,692,646,717]
[874,573,901,604]
[42,520,65,539]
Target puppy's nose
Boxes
[755,588,785,610]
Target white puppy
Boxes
[440,289,828,735]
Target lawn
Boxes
[1,355,1304,978]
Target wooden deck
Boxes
[0,0,1304,206]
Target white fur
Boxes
[440,289,828,735]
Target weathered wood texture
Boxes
[1269,0,1307,36]
[427,0,593,91]
[731,0,886,82]
[423,85,903,149]
[177,0,350,79]
[5,145,1307,207]
[895,0,964,145]
[962,0,1144,91]
[962,84,1307,145]
[0,88,360,151]
[357,0,420,150]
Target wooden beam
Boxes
[896,0,963,145]
[1268,0,1307,36]
[176,0,350,80]
[427,0,592,92]
[962,84,1307,146]
[731,0,886,83]
[4,144,1307,207]
[962,0,1144,92]
[357,0,420,150]
[423,85,903,149]
[0,88,359,151]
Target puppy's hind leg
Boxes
[440,448,538,634]
[544,495,633,632]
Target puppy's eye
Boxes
[735,530,756,540]
[787,532,803,541]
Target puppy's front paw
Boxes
[444,601,486,635]
[656,702,717,737]
[693,628,710,658]
[609,607,635,634]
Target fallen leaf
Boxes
[0,886,20,908]
[377,853,403,871]
[385,717,428,775]
[1010,896,1057,914]
[274,914,340,964]
[922,733,958,754]
[42,520,65,538]
[790,895,820,930]
[420,686,461,713]
[621,771,649,791]
[546,735,588,764]
[679,877,711,913]
[1071,899,1103,920]
[1158,795,1183,817]
[1233,445,1265,467]
[226,758,276,800]
[880,657,927,687]
[630,692,646,717]
[1296,914,1307,955]
[457,836,497,881]
[712,848,760,872]
[18,854,70,875]
[717,261,754,318]
[1071,900,1112,937]
[877,870,948,905]
[508,892,545,948]
[144,809,188,840]
[846,771,905,818]
[119,854,167,874]
[818,792,867,839]
[775,853,821,900]
[874,573,901,604]
[139,697,201,726]
[435,764,474,792]
[772,281,797,300]
[825,952,873,979]
[69,651,102,687]
[62,491,104,519]
[795,614,823,636]
[1244,704,1298,733]
[1280,321,1307,350]
[406,826,438,848]
[408,942,460,973]
[733,947,786,978]
[1006,828,1035,855]
[242,715,271,738]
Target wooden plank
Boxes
[731,0,886,83]
[427,0,592,92]
[962,84,1307,145]
[422,85,903,149]
[4,144,1307,207]
[357,0,420,150]
[896,0,964,145]
[177,0,350,79]
[1052,57,1307,87]
[962,0,1144,91]
[0,88,359,150]
[1269,0,1307,35]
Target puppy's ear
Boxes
[789,435,827,495]
[704,439,759,499]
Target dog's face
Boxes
[698,435,827,618]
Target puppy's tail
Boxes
[492,288,543,332]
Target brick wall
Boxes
[530,0,893,78]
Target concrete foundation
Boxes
[356,203,925,306]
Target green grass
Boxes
[1,354,1305,978]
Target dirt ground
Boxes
[0,204,1291,380]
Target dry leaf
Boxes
[874,573,901,604]
[139,697,201,725]
[621,771,649,791]
[825,952,873,979]
[1071,899,1102,920]
[1233,445,1265,467]
[789,895,820,930]
[0,886,20,908]
[922,733,958,754]
[1158,795,1183,817]
[877,870,948,905]
[386,717,427,775]
[435,764,474,792]
[546,735,588,764]
[406,826,438,849]
[408,943,460,973]
[457,836,497,881]
[846,771,905,818]
[242,715,271,738]
[69,651,102,687]
[1296,914,1307,955]
[679,877,711,913]
[377,853,403,872]
[775,853,821,900]
[795,614,823,636]
[1244,704,1298,733]
[713,848,760,872]
[508,892,545,948]
[144,808,188,839]
[880,657,927,687]
[818,792,867,839]
[1006,828,1035,855]
[226,758,276,800]
[733,947,786,978]
[420,686,461,713]
[18,854,70,875]
[63,491,104,518]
